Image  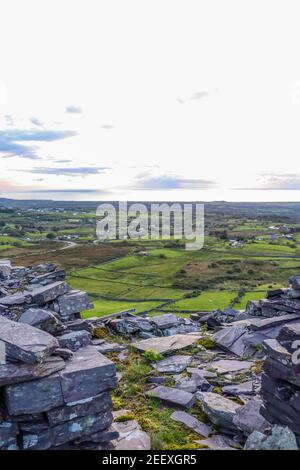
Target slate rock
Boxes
[30,281,69,305]
[147,386,195,408]
[222,380,254,397]
[289,275,300,290]
[54,290,93,320]
[278,322,300,352]
[0,356,65,387]
[244,425,298,450]
[112,420,151,450]
[47,392,112,426]
[176,379,198,393]
[23,409,113,450]
[0,421,18,450]
[19,307,64,335]
[0,292,30,306]
[95,342,126,354]
[58,330,92,351]
[0,315,59,364]
[30,269,66,286]
[132,334,199,355]
[150,314,184,330]
[209,359,253,375]
[170,411,212,438]
[0,259,12,279]
[232,399,270,436]
[197,392,241,431]
[198,434,238,450]
[154,355,192,374]
[53,348,74,361]
[212,324,249,357]
[4,347,116,415]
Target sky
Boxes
[1,1,300,202]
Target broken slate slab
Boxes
[0,356,65,387]
[149,314,184,330]
[0,420,18,450]
[23,409,113,450]
[95,342,126,354]
[248,313,300,331]
[197,392,241,431]
[170,411,212,438]
[112,420,151,450]
[47,392,112,426]
[132,334,199,355]
[19,308,64,335]
[147,386,195,408]
[0,292,30,306]
[54,290,93,319]
[29,281,69,305]
[232,399,270,436]
[57,330,92,351]
[154,355,192,374]
[209,359,253,375]
[0,315,59,364]
[198,434,238,450]
[4,347,116,415]
[222,380,254,397]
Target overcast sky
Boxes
[1,1,300,201]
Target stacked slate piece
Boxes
[260,277,300,447]
[0,260,118,450]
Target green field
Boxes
[69,235,300,318]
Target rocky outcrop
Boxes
[0,260,117,450]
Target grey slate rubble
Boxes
[106,312,200,338]
[0,260,118,450]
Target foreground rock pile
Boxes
[0,259,118,450]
